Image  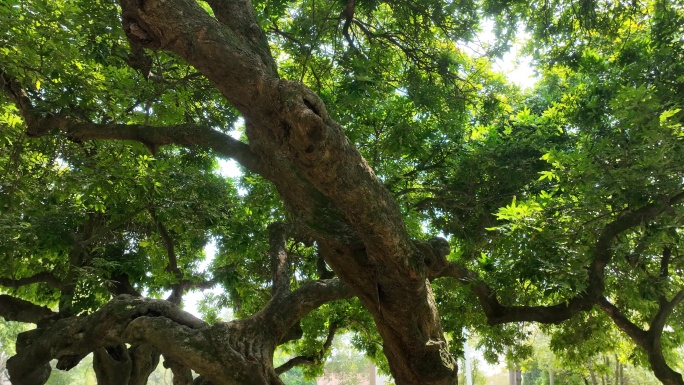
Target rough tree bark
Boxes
[7,274,351,385]
[1,220,351,385]
[92,344,161,385]
[115,0,459,383]
[3,0,683,383]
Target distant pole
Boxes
[464,328,473,385]
[370,362,377,385]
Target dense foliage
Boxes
[0,0,683,384]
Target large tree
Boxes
[0,0,683,384]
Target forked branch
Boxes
[599,290,684,385]
[437,192,684,324]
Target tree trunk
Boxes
[93,344,160,385]
[164,358,194,385]
[114,1,459,382]
[646,347,684,385]
[129,345,162,385]
[509,365,521,385]
[589,362,598,385]
[93,345,133,385]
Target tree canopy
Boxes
[0,0,683,384]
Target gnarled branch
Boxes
[0,295,56,324]
[263,278,353,341]
[7,295,209,385]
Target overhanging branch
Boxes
[0,295,56,324]
[597,296,648,344]
[599,290,684,385]
[0,271,62,290]
[263,278,353,341]
[437,192,684,325]
[651,288,684,339]
[0,67,264,175]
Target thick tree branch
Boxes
[0,271,62,290]
[128,344,162,385]
[316,255,335,279]
[278,323,304,345]
[93,345,133,385]
[263,278,353,341]
[204,0,278,76]
[269,222,291,296]
[125,43,153,79]
[0,67,263,175]
[597,297,649,345]
[7,295,209,385]
[123,319,225,382]
[437,192,684,325]
[651,288,684,341]
[116,0,415,272]
[599,292,684,385]
[0,295,56,324]
[0,68,35,125]
[275,356,315,375]
[109,273,143,297]
[338,0,358,51]
[163,357,195,385]
[91,343,160,385]
[659,247,671,279]
[7,275,351,385]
